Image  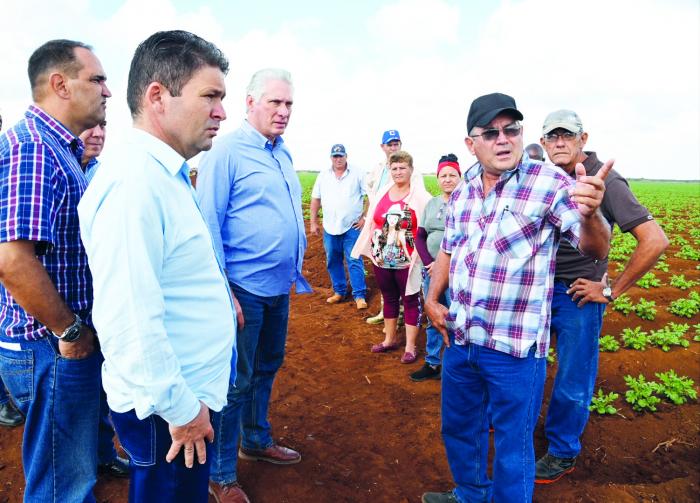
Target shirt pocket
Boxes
[491,210,541,259]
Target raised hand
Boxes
[571,159,614,218]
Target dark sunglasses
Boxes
[471,124,522,142]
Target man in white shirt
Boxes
[78,30,237,503]
[310,144,368,309]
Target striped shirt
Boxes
[0,105,92,341]
[441,159,581,358]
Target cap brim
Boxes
[542,122,581,135]
[331,153,346,157]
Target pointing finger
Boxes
[596,159,614,181]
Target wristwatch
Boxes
[53,314,83,343]
[602,285,615,303]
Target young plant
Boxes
[624,374,661,412]
[546,347,556,365]
[621,326,650,350]
[649,323,690,352]
[589,388,619,415]
[676,244,700,261]
[669,274,699,290]
[694,323,700,342]
[654,260,670,272]
[636,272,661,289]
[634,298,657,321]
[598,334,620,352]
[612,294,634,315]
[655,370,698,405]
[668,292,700,318]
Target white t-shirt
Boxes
[312,165,366,235]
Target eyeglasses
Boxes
[543,131,579,142]
[471,124,522,142]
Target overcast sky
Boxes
[2,0,698,180]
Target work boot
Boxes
[0,401,24,427]
[535,452,576,484]
[410,363,441,382]
[208,481,250,503]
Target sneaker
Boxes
[326,293,344,304]
[421,491,458,503]
[0,401,24,427]
[410,363,441,382]
[366,310,384,324]
[535,453,576,484]
[355,298,368,310]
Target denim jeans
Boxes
[0,375,10,405]
[545,281,605,458]
[441,342,545,503]
[422,269,451,366]
[111,409,211,503]
[97,386,119,465]
[0,336,101,503]
[210,283,290,484]
[323,228,366,299]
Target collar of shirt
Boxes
[130,128,189,180]
[26,104,85,160]
[240,119,285,152]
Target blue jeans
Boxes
[323,228,366,299]
[0,375,10,405]
[0,336,101,503]
[98,387,119,465]
[545,281,605,458]
[441,342,545,503]
[210,283,290,484]
[422,269,451,366]
[111,409,211,503]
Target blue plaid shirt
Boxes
[0,105,92,341]
[442,159,581,358]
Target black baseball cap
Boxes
[467,92,524,132]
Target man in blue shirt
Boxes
[79,30,237,503]
[197,68,310,503]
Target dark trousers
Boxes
[111,409,212,503]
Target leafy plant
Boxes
[668,292,700,318]
[654,260,670,272]
[621,326,650,350]
[649,323,690,351]
[547,348,556,365]
[694,324,700,342]
[612,294,634,315]
[633,298,657,321]
[636,272,661,289]
[669,274,698,290]
[599,334,620,352]
[624,374,661,412]
[655,370,697,405]
[589,388,619,415]
[676,244,700,261]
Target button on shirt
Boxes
[196,120,311,297]
[311,165,365,235]
[0,105,91,341]
[442,159,581,358]
[78,129,236,426]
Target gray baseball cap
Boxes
[542,109,583,135]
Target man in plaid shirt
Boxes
[421,93,612,503]
[0,40,111,502]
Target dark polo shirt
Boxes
[554,151,653,283]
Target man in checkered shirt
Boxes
[421,93,612,503]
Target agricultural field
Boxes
[0,178,697,502]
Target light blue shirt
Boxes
[196,120,311,297]
[78,128,236,426]
[311,165,366,235]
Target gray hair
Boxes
[246,68,293,102]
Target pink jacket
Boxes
[351,179,432,295]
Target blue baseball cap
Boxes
[330,144,346,156]
[381,130,401,144]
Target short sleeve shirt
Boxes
[554,151,653,282]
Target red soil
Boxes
[0,221,698,503]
